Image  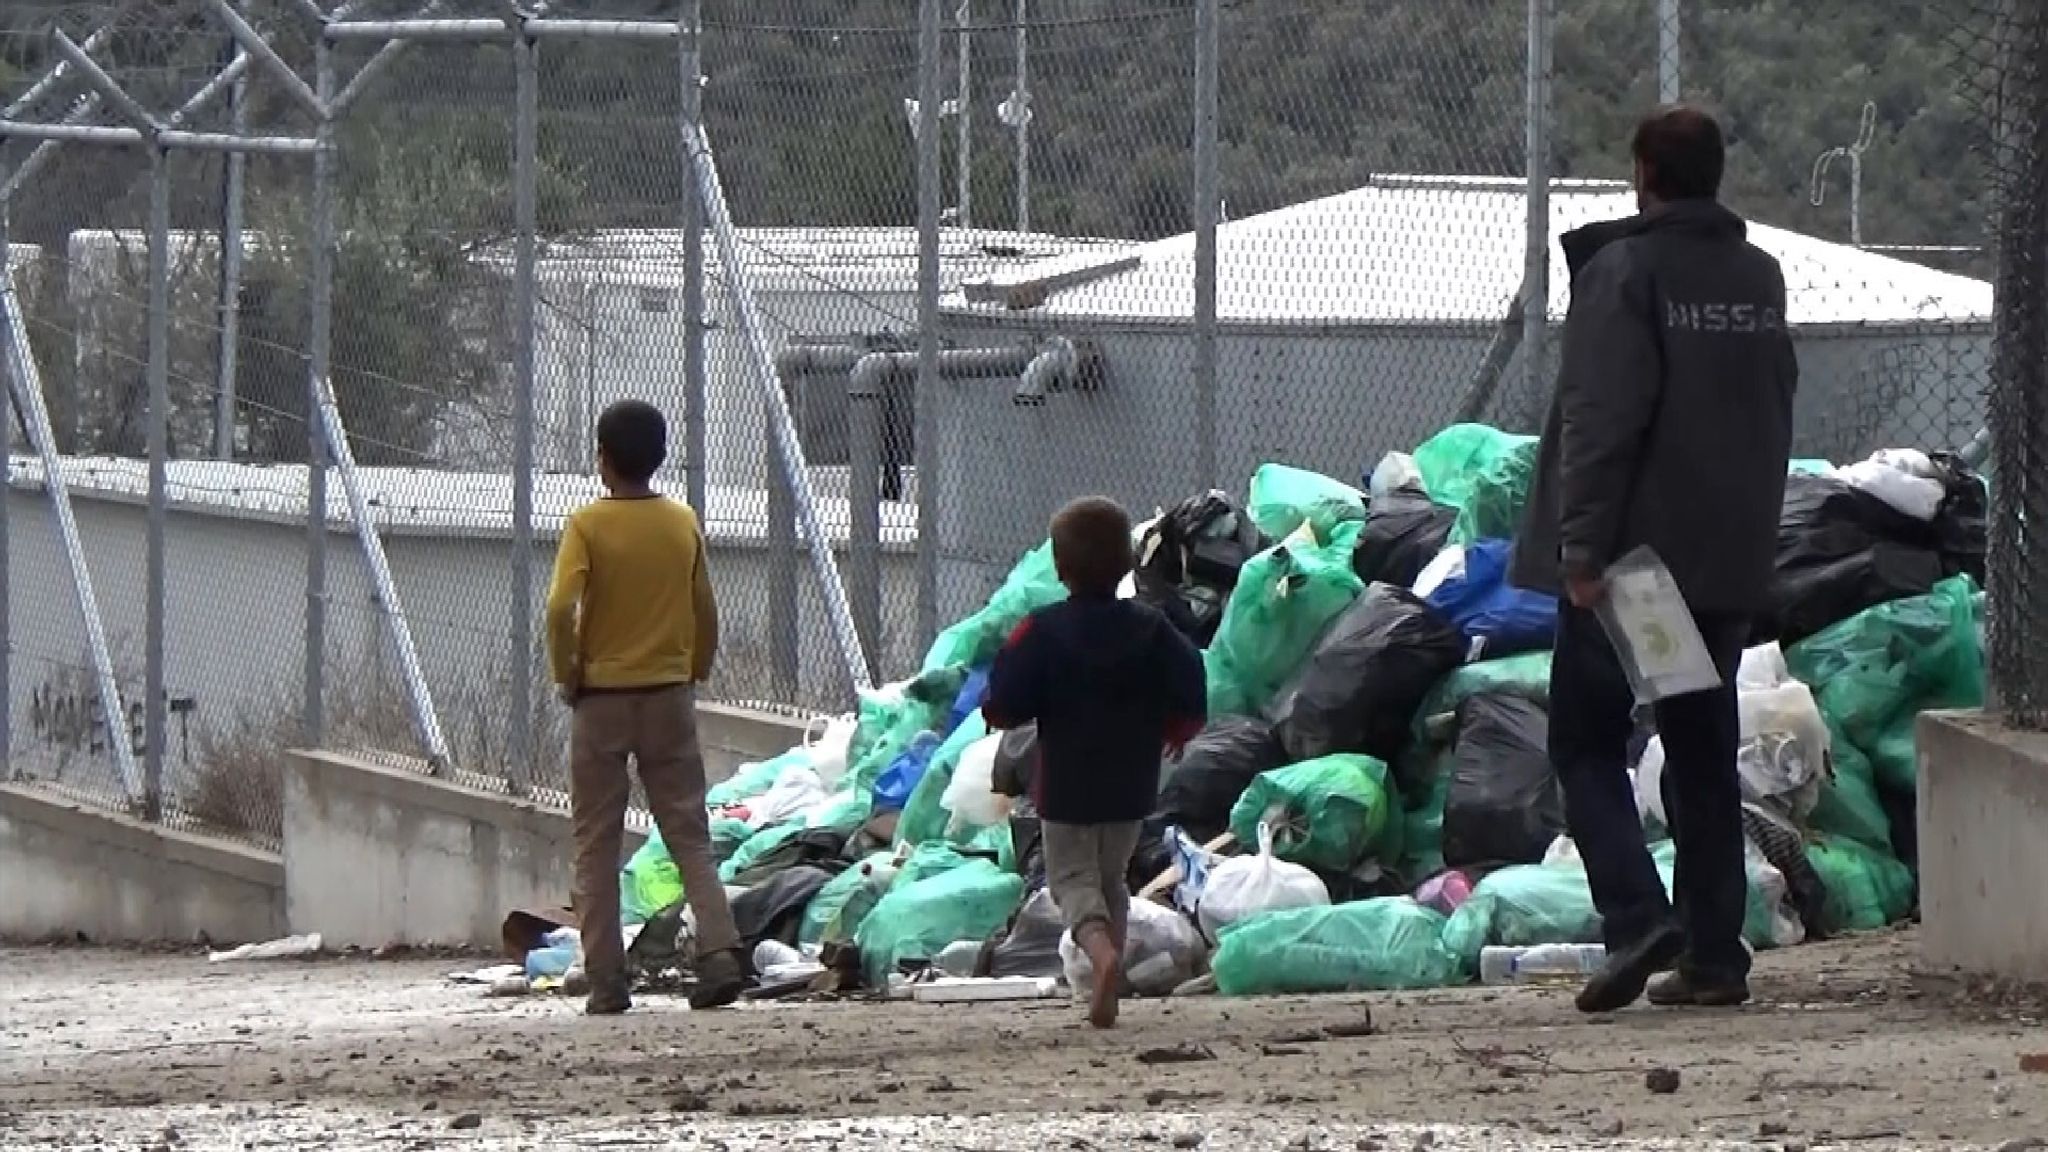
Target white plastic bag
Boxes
[1369,451,1425,500]
[746,765,829,829]
[1838,457,1944,522]
[1736,642,1792,691]
[1411,544,1465,600]
[1119,515,1162,600]
[1058,897,1210,998]
[1195,822,1332,942]
[1595,547,1722,703]
[1635,677,1830,830]
[941,734,1011,833]
[1165,826,1221,917]
[1746,845,1806,949]
[803,713,858,790]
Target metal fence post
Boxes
[956,0,973,230]
[1522,0,1554,416]
[680,0,707,516]
[1658,0,1681,105]
[306,34,334,748]
[915,0,943,649]
[216,11,248,461]
[510,20,539,784]
[144,143,170,822]
[0,183,12,769]
[1011,0,1030,234]
[1192,0,1220,490]
[847,367,884,677]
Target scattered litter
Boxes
[1136,1044,1216,1066]
[207,934,322,963]
[1644,1067,1682,1095]
[447,964,524,986]
[909,976,1060,1003]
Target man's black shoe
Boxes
[1647,969,1750,1008]
[1574,926,1684,1014]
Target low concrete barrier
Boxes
[1917,710,2048,983]
[0,783,285,946]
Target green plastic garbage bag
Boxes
[1247,463,1367,543]
[856,858,1024,984]
[800,850,897,947]
[1439,859,1610,972]
[1411,424,1539,545]
[846,674,962,799]
[621,831,684,925]
[1786,574,1983,798]
[711,816,754,862]
[1212,897,1461,995]
[1648,840,1792,952]
[1230,754,1398,873]
[1399,757,1452,882]
[1806,836,1915,933]
[803,788,873,838]
[921,541,1068,674]
[892,840,978,889]
[1205,533,1365,717]
[718,822,804,885]
[1409,651,1552,748]
[706,746,809,809]
[1804,742,1893,849]
[895,713,991,848]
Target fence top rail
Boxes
[321,17,680,42]
[0,121,320,155]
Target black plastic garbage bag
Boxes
[988,887,1066,979]
[1269,584,1467,763]
[992,722,1039,798]
[1155,716,1291,842]
[732,864,837,954]
[1352,487,1457,589]
[1762,472,1944,645]
[1929,452,1987,582]
[1440,691,1563,869]
[1135,490,1270,645]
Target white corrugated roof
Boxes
[6,455,916,548]
[946,175,1991,328]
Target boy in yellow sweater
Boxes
[545,399,743,1015]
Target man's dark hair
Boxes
[1050,496,1134,597]
[596,399,668,485]
[1631,105,1725,202]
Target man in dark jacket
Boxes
[1511,106,1798,1013]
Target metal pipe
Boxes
[204,0,327,120]
[0,183,13,769]
[1454,287,1527,425]
[1522,0,1554,415]
[1657,0,1680,105]
[680,122,874,696]
[168,52,257,129]
[845,367,885,678]
[216,17,249,460]
[4,20,123,119]
[305,35,334,747]
[143,146,170,822]
[765,416,799,700]
[1192,0,1220,490]
[0,122,319,154]
[322,18,679,41]
[681,0,708,515]
[50,32,161,135]
[0,258,142,800]
[957,0,973,231]
[916,0,943,653]
[1012,0,1030,233]
[510,20,539,780]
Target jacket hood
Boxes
[1561,198,1748,278]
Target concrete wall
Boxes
[0,783,285,945]
[284,749,604,950]
[5,489,900,807]
[1917,711,2048,983]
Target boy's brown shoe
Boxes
[688,949,745,1010]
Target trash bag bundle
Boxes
[1637,646,1833,830]
[894,714,991,847]
[854,857,1025,985]
[920,541,1068,675]
[732,865,838,952]
[1438,858,1610,973]
[1059,897,1210,998]
[846,667,970,799]
[1762,471,1947,647]
[1197,821,1335,941]
[1440,691,1563,870]
[800,850,899,947]
[1156,716,1292,842]
[1805,835,1916,933]
[1229,755,1399,873]
[1267,584,1467,763]
[1247,463,1368,543]
[988,887,1066,979]
[1418,539,1559,660]
[1399,755,1453,882]
[1133,490,1270,645]
[1350,487,1458,588]
[1786,575,1983,847]
[1205,529,1366,718]
[1211,897,1462,996]
[1401,650,1552,795]
[1411,423,1540,545]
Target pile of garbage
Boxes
[595,424,1986,1002]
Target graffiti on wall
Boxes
[28,680,200,766]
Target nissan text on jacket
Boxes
[1510,198,1800,616]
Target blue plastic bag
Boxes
[872,731,943,813]
[1424,539,1556,659]
[947,667,992,736]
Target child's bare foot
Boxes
[1081,927,1121,1029]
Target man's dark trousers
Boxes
[1548,603,1753,983]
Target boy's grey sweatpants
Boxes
[1042,820,1144,936]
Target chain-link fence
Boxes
[0,0,2037,850]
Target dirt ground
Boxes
[1,929,2044,1151]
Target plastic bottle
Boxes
[1478,942,1608,986]
[935,939,984,978]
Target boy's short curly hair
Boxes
[1050,496,1134,597]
